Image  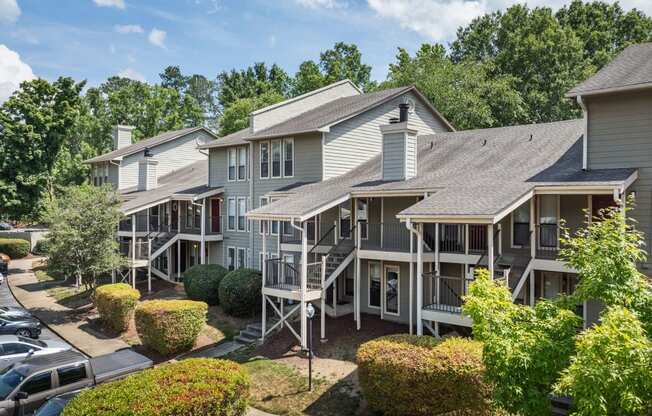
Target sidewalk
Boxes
[8,258,130,357]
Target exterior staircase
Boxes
[235,319,279,344]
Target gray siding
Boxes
[359,259,413,325]
[323,91,449,180]
[587,90,652,269]
[382,133,406,181]
[405,134,417,179]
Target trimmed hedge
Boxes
[219,268,262,317]
[357,334,492,416]
[183,264,228,305]
[61,358,250,416]
[135,299,207,355]
[94,283,141,332]
[0,238,29,259]
[32,239,50,255]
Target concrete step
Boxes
[235,332,258,344]
[243,328,262,338]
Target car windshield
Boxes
[17,337,46,348]
[0,366,26,400]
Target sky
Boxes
[1,0,651,103]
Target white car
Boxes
[0,306,32,319]
[0,335,71,365]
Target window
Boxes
[57,364,87,386]
[185,202,193,229]
[237,146,247,180]
[339,203,351,239]
[357,199,368,239]
[283,138,294,177]
[539,195,559,249]
[259,197,268,234]
[21,372,52,395]
[227,198,236,231]
[3,343,31,355]
[193,204,201,230]
[227,148,236,181]
[271,140,282,178]
[260,142,269,179]
[384,265,400,315]
[512,202,530,247]
[190,243,199,267]
[237,248,246,269]
[368,262,381,308]
[237,198,246,231]
[227,247,236,271]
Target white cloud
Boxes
[148,28,166,48]
[0,0,20,24]
[366,0,652,41]
[295,0,346,9]
[0,44,35,103]
[93,0,125,9]
[114,24,143,34]
[117,67,145,82]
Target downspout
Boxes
[405,219,420,336]
[577,95,588,171]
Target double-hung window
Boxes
[237,147,247,180]
[259,197,268,234]
[227,198,236,231]
[271,140,282,178]
[283,138,294,177]
[185,202,193,229]
[227,148,237,181]
[237,198,246,231]
[260,142,269,179]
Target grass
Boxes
[33,265,93,306]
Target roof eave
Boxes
[566,83,652,98]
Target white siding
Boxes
[405,133,417,179]
[382,133,405,181]
[323,91,449,180]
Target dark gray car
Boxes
[0,316,41,339]
[34,390,82,416]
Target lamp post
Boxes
[306,302,315,391]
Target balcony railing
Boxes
[439,224,465,254]
[264,258,322,291]
[537,223,559,259]
[119,240,149,261]
[423,273,474,314]
[279,219,319,245]
[359,223,413,252]
[468,224,487,254]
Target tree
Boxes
[0,77,85,221]
[217,62,290,109]
[159,66,220,128]
[319,42,375,91]
[159,65,187,92]
[42,184,124,289]
[219,91,284,136]
[291,60,326,96]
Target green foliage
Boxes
[135,299,207,355]
[183,263,228,305]
[0,238,30,259]
[94,283,141,332]
[61,358,250,416]
[357,334,492,416]
[219,268,262,317]
[42,184,125,289]
[0,77,85,221]
[32,239,50,255]
[463,268,581,415]
[555,306,652,415]
[159,66,220,129]
[219,91,284,136]
[217,62,290,109]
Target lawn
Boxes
[33,262,98,308]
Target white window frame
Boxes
[259,197,268,235]
[259,142,270,180]
[227,148,237,182]
[271,139,282,178]
[368,261,381,309]
[237,197,247,232]
[283,138,294,178]
[227,198,236,231]
[237,146,247,181]
[383,263,400,316]
[357,198,369,240]
[227,246,236,271]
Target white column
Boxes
[131,214,136,289]
[488,224,494,279]
[530,197,536,259]
[416,223,424,336]
[356,219,361,330]
[200,200,206,264]
[434,223,439,275]
[177,239,181,280]
[300,221,308,349]
[529,269,535,306]
[261,221,267,341]
[147,239,152,293]
[497,223,502,256]
[167,247,172,280]
[409,228,414,335]
[464,224,469,255]
[321,257,326,341]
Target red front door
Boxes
[211,199,221,233]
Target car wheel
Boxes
[16,329,32,338]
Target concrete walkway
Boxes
[8,258,130,357]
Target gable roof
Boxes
[567,42,652,97]
[200,85,454,149]
[86,126,218,163]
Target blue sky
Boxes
[1,0,650,102]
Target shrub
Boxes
[219,268,262,317]
[32,239,50,255]
[94,283,141,332]
[183,264,228,305]
[0,238,29,259]
[61,358,250,416]
[135,299,207,355]
[357,334,492,416]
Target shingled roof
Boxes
[567,42,652,97]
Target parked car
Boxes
[0,307,32,319]
[0,274,3,285]
[0,262,6,277]
[0,336,70,366]
[0,316,41,339]
[33,389,83,416]
[0,349,153,415]
[0,223,11,231]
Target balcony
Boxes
[279,219,323,245]
[422,273,474,327]
[536,223,559,260]
[359,223,414,252]
[119,240,149,262]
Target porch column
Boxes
[530,197,536,259]
[147,238,152,293]
[300,221,308,349]
[487,224,494,279]
[530,270,535,306]
[261,221,267,341]
[409,227,414,335]
[321,256,326,341]
[497,223,502,256]
[200,200,206,264]
[356,219,362,330]
[131,214,136,289]
[416,223,424,336]
[434,223,440,275]
[177,239,181,280]
[167,246,172,280]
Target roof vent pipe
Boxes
[399,103,410,123]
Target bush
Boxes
[0,238,29,259]
[183,264,228,305]
[135,299,207,355]
[357,334,492,416]
[32,239,50,255]
[94,283,140,332]
[61,358,250,416]
[219,268,262,317]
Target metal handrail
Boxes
[474,228,501,269]
[308,224,336,255]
